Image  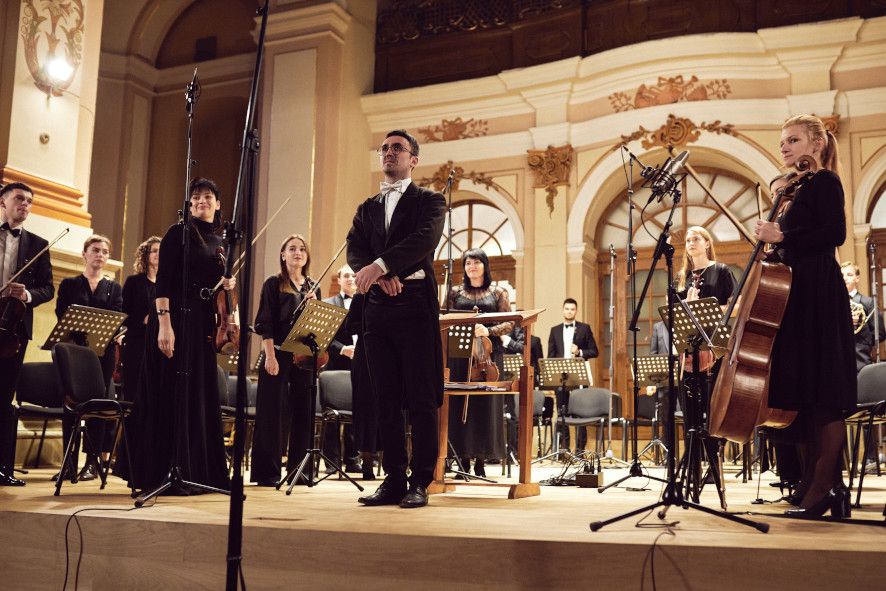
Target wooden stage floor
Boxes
[2,463,885,590]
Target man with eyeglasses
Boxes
[347,130,446,508]
[0,182,55,486]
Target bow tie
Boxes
[564,324,574,329]
[380,180,408,194]
[343,294,351,300]
[0,222,21,238]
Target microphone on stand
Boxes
[621,145,656,180]
[646,150,689,205]
[185,67,201,114]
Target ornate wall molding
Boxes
[818,113,840,135]
[527,144,574,214]
[418,117,489,142]
[1,166,91,226]
[20,0,85,96]
[608,75,732,113]
[620,114,737,150]
[417,160,496,193]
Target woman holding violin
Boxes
[447,248,512,477]
[129,178,233,493]
[54,235,123,480]
[753,115,856,518]
[250,233,320,486]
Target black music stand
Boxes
[660,297,728,509]
[277,300,362,494]
[632,355,674,464]
[42,304,127,356]
[533,357,590,463]
[501,354,522,380]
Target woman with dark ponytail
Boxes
[754,115,856,519]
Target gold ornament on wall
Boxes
[20,0,85,96]
[527,144,574,215]
[418,117,489,143]
[417,161,496,193]
[609,75,732,113]
[620,114,737,150]
[817,114,840,135]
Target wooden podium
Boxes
[431,308,544,499]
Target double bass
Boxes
[708,156,817,443]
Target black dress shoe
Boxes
[785,489,849,519]
[399,483,429,508]
[362,463,376,481]
[78,462,99,482]
[344,462,363,474]
[358,479,406,506]
[0,470,25,486]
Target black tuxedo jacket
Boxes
[8,228,55,340]
[323,292,355,371]
[547,321,598,360]
[851,292,885,370]
[346,182,446,401]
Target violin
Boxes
[0,228,68,358]
[681,269,715,373]
[214,248,240,355]
[708,155,817,443]
[469,332,499,382]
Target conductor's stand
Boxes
[533,357,590,463]
[277,300,363,494]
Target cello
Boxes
[708,156,817,443]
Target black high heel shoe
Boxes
[784,488,850,519]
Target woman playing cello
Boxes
[754,115,856,518]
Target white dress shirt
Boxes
[562,322,576,356]
[373,178,425,281]
[0,222,31,302]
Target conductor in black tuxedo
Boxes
[547,297,598,451]
[321,264,360,473]
[841,261,885,372]
[348,129,446,508]
[0,182,55,486]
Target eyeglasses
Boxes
[377,143,414,156]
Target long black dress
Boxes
[129,219,230,493]
[769,170,856,414]
[250,275,318,484]
[55,275,123,460]
[447,285,513,461]
[120,273,156,401]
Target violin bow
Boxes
[202,197,291,298]
[0,228,69,293]
[288,239,348,323]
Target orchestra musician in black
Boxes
[0,182,54,487]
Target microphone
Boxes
[646,150,689,204]
[621,145,656,180]
[185,67,201,113]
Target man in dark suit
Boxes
[842,261,885,372]
[0,182,55,486]
[321,264,360,473]
[348,129,445,508]
[547,297,598,452]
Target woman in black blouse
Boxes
[755,115,855,519]
[250,234,320,486]
[677,226,735,309]
[129,178,234,494]
[55,235,123,480]
[447,248,513,477]
[120,236,160,401]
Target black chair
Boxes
[52,343,134,496]
[847,362,886,506]
[563,387,622,454]
[319,370,353,476]
[219,367,257,470]
[511,389,551,459]
[15,362,64,468]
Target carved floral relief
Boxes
[609,75,731,113]
[20,0,85,96]
[527,144,574,214]
[418,117,489,142]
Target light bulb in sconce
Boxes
[45,56,74,85]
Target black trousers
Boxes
[363,284,440,487]
[250,350,312,483]
[0,342,27,472]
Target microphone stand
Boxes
[869,241,881,363]
[440,169,457,312]
[135,67,230,506]
[591,179,767,533]
[598,147,666,491]
[602,244,627,465]
[223,2,270,589]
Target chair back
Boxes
[857,361,886,406]
[224,372,258,408]
[320,370,352,411]
[567,387,613,418]
[16,362,63,408]
[514,390,547,419]
[52,343,107,407]
[219,366,232,406]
